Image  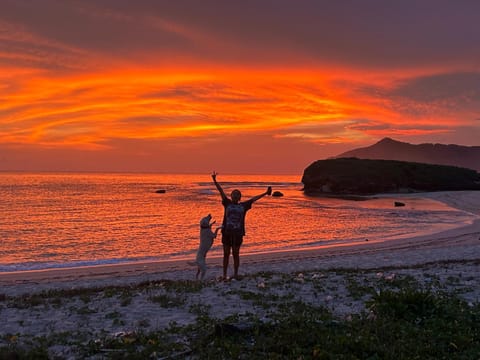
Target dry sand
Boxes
[1,190,479,357]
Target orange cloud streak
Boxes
[0,65,472,152]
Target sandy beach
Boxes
[1,191,479,358]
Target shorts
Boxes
[222,232,244,247]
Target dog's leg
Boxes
[198,257,207,280]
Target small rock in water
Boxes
[394,201,405,207]
[155,189,166,194]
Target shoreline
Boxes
[1,190,477,277]
[1,216,479,296]
[1,190,479,358]
[1,190,479,293]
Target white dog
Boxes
[189,214,222,280]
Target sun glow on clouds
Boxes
[1,67,376,149]
[1,0,479,174]
[2,59,478,157]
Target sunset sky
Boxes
[1,0,479,174]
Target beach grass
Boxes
[1,262,479,359]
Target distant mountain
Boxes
[336,137,480,171]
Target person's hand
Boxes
[266,186,272,195]
[212,171,217,181]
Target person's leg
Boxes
[232,245,240,279]
[232,234,243,279]
[223,244,231,279]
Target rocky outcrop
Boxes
[302,158,480,195]
[336,137,480,171]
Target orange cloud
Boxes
[0,68,346,145]
[1,60,478,165]
[1,1,478,174]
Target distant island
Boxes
[336,137,480,172]
[302,158,480,195]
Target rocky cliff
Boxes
[302,158,480,195]
[336,138,480,171]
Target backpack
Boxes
[225,203,245,233]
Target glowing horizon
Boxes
[1,1,479,174]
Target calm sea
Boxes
[0,173,476,272]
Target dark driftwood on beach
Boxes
[302,158,480,195]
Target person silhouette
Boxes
[212,171,272,280]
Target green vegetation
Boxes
[302,158,480,195]
[199,295,479,359]
[1,266,479,359]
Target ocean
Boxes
[0,172,476,272]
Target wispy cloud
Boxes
[0,20,92,72]
[0,0,479,172]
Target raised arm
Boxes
[212,171,228,201]
[248,186,272,203]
